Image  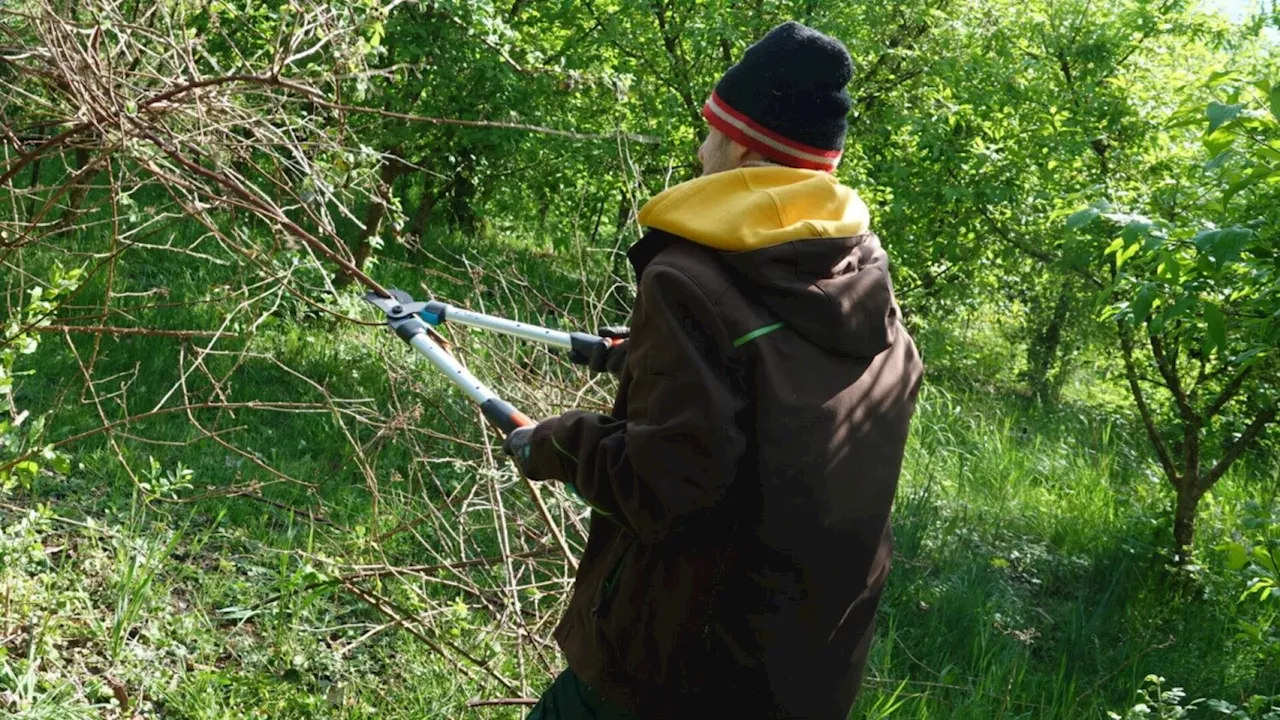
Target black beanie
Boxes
[703,21,852,172]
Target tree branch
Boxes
[1118,323,1180,486]
[1203,404,1277,489]
[1205,364,1253,419]
[974,200,1105,288]
[1149,334,1196,422]
[1148,333,1200,483]
[467,698,539,708]
[0,121,88,187]
[127,119,392,296]
[30,324,235,338]
[0,401,329,475]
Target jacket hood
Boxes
[637,167,898,358]
[636,166,869,250]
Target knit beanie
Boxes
[703,22,852,173]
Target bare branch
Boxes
[0,400,332,475]
[1205,364,1253,419]
[1149,334,1197,423]
[1203,404,1278,489]
[30,324,235,338]
[1118,323,1180,487]
[0,122,89,187]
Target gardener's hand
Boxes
[502,425,537,478]
[569,326,629,377]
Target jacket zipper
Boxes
[591,539,632,617]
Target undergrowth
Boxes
[2,232,1278,718]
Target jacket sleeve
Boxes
[523,262,748,544]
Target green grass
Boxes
[2,230,1278,719]
[863,381,1278,717]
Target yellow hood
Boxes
[636,166,870,251]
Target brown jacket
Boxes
[526,167,922,719]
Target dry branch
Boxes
[30,324,234,338]
[0,0,605,705]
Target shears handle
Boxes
[479,398,534,434]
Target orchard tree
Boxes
[1071,74,1279,560]
[857,0,1216,388]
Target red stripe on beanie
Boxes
[703,92,841,172]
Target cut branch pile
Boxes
[0,0,620,701]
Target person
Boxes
[503,20,923,720]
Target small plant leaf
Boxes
[1218,541,1248,570]
[1067,207,1101,231]
[1206,101,1244,133]
[1203,127,1236,155]
[1253,546,1279,575]
[1204,302,1226,353]
[1132,284,1157,322]
[1193,228,1253,265]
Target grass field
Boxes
[2,233,1278,719]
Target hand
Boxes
[569,326,629,377]
[502,425,537,478]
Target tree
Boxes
[860,0,1229,391]
[1071,73,1280,560]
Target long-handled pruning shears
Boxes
[363,289,620,434]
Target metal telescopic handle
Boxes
[427,302,621,358]
[403,332,533,434]
[440,305,575,349]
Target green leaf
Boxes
[1066,207,1100,231]
[1224,167,1274,203]
[50,454,70,475]
[1204,302,1226,352]
[1218,540,1249,568]
[1132,283,1157,322]
[1163,295,1197,321]
[14,460,38,477]
[1116,241,1140,269]
[1156,252,1181,283]
[1207,101,1244,133]
[1204,150,1234,172]
[1232,346,1265,367]
[1203,127,1236,155]
[1218,541,1248,571]
[1271,84,1280,121]
[1192,227,1253,265]
[1119,217,1154,243]
[1253,546,1279,575]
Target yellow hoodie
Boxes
[636,166,870,251]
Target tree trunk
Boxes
[615,191,632,231]
[447,166,479,234]
[1173,484,1201,563]
[535,197,550,238]
[54,148,93,233]
[338,157,404,286]
[25,156,43,218]
[408,174,450,243]
[1024,287,1071,401]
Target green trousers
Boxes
[526,669,637,720]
